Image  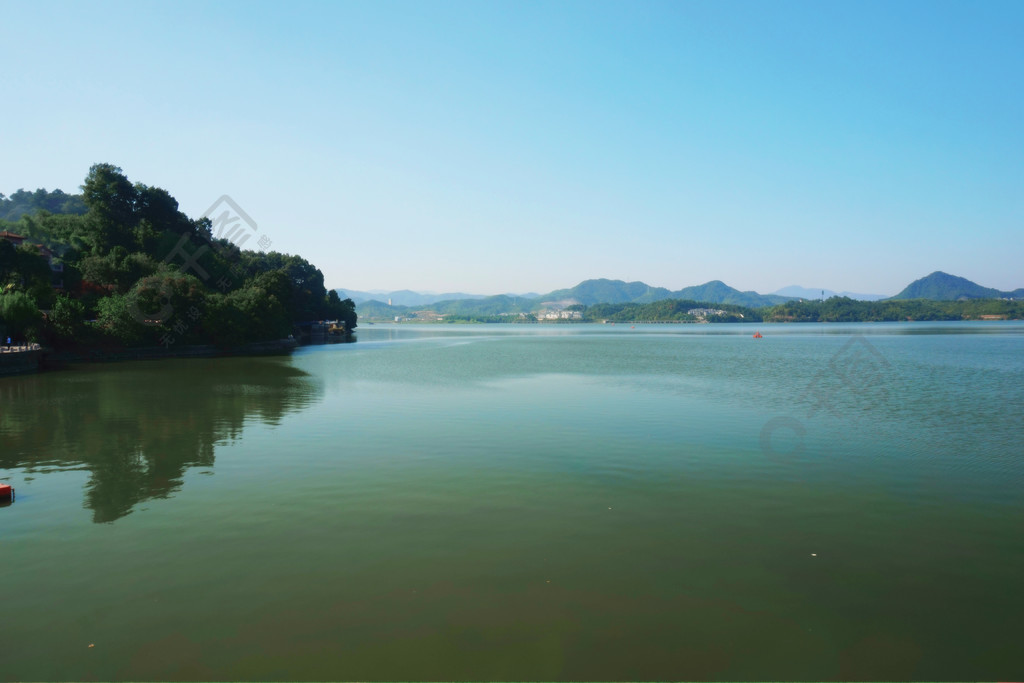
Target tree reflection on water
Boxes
[0,358,322,522]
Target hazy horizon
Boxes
[333,279,895,299]
[3,1,1021,295]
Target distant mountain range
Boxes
[337,271,1020,319]
[336,288,539,307]
[773,286,888,301]
[540,279,794,308]
[336,279,812,319]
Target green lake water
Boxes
[2,322,1023,680]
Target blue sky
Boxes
[2,0,1021,295]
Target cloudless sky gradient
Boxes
[1,0,1021,295]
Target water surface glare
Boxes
[2,322,1023,680]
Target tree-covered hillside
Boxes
[674,280,790,308]
[585,299,759,323]
[890,271,1021,300]
[763,296,1023,322]
[541,278,789,308]
[0,164,355,348]
[1,188,88,222]
[582,297,1023,323]
[541,279,673,306]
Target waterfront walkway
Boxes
[1,343,42,353]
[0,343,43,376]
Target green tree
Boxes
[0,243,56,308]
[130,273,207,343]
[242,252,328,321]
[5,163,358,349]
[81,163,140,253]
[46,294,87,346]
[202,286,291,348]
[0,239,17,285]
[325,290,357,330]
[0,291,42,341]
[94,294,147,345]
[78,247,159,293]
[0,187,87,221]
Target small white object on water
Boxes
[811,553,817,557]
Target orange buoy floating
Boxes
[753,332,763,338]
[0,483,13,501]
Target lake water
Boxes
[2,322,1022,680]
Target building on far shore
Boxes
[687,307,726,317]
[537,309,582,320]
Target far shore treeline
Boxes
[420,297,1023,324]
[360,292,1024,324]
[349,269,1022,324]
[0,165,356,348]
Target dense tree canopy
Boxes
[762,296,1024,322]
[0,164,355,348]
[0,188,87,221]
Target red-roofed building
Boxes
[1,231,65,287]
[0,230,27,246]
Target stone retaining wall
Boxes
[0,347,43,376]
[42,338,299,367]
[0,339,299,376]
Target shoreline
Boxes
[0,346,44,376]
[365,316,1022,325]
[0,338,301,377]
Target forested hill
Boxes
[540,278,790,308]
[763,297,1023,322]
[1,188,87,221]
[891,271,1024,300]
[541,279,673,305]
[0,164,355,349]
[675,281,791,308]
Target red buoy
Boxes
[0,483,12,500]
